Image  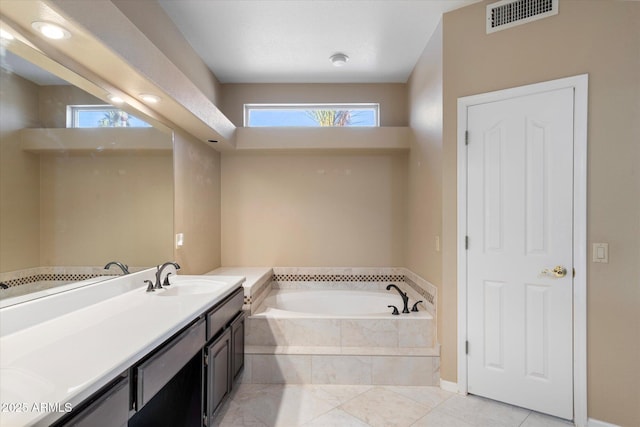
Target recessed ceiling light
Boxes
[0,28,15,41]
[330,53,349,67]
[108,95,124,104]
[139,93,160,104]
[31,21,71,40]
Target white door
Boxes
[466,87,574,419]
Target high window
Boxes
[244,103,379,127]
[67,105,151,128]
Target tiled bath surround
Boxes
[243,267,439,387]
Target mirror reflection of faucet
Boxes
[103,261,130,275]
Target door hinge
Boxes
[465,130,469,145]
[465,236,469,250]
[465,340,469,355]
[573,268,576,278]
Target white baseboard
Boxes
[588,418,621,427]
[439,379,460,393]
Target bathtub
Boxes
[252,288,432,319]
[243,277,439,386]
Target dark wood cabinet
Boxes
[53,286,244,427]
[230,312,245,381]
[205,328,231,423]
[58,376,129,427]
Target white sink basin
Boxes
[155,277,228,297]
[156,284,217,296]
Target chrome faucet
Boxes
[386,284,410,314]
[104,261,130,275]
[155,262,180,289]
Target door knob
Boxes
[541,266,567,278]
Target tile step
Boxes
[246,344,439,357]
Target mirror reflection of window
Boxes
[0,36,174,306]
[67,105,152,128]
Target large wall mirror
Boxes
[0,29,174,306]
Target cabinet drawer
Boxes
[135,319,205,409]
[62,377,129,427]
[206,287,243,340]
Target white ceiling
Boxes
[159,0,479,84]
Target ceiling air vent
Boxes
[486,0,558,34]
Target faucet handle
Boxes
[387,305,400,315]
[411,301,423,312]
[163,272,173,286]
[145,280,155,292]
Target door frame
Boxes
[456,74,588,426]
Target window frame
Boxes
[243,103,380,128]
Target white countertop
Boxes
[206,267,272,291]
[0,273,244,427]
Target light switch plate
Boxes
[175,233,184,248]
[592,243,608,263]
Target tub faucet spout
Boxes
[386,284,410,314]
[155,262,180,289]
[104,261,130,275]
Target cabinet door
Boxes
[230,312,245,381]
[205,328,231,424]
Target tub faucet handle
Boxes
[387,305,400,315]
[411,301,423,312]
[145,280,155,292]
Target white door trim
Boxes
[456,74,588,426]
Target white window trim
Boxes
[243,103,380,127]
[67,105,115,128]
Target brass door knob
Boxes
[541,266,567,278]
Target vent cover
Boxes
[486,0,558,34]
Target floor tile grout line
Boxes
[518,411,533,426]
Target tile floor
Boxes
[214,384,575,427]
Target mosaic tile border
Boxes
[273,274,405,283]
[1,273,113,288]
[0,266,145,289]
[404,276,435,305]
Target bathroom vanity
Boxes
[0,271,245,427]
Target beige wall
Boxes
[0,72,41,272]
[173,130,222,274]
[407,21,444,344]
[39,151,174,266]
[220,83,409,267]
[406,22,443,290]
[441,2,640,425]
[220,83,408,127]
[221,150,407,267]
[38,85,102,128]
